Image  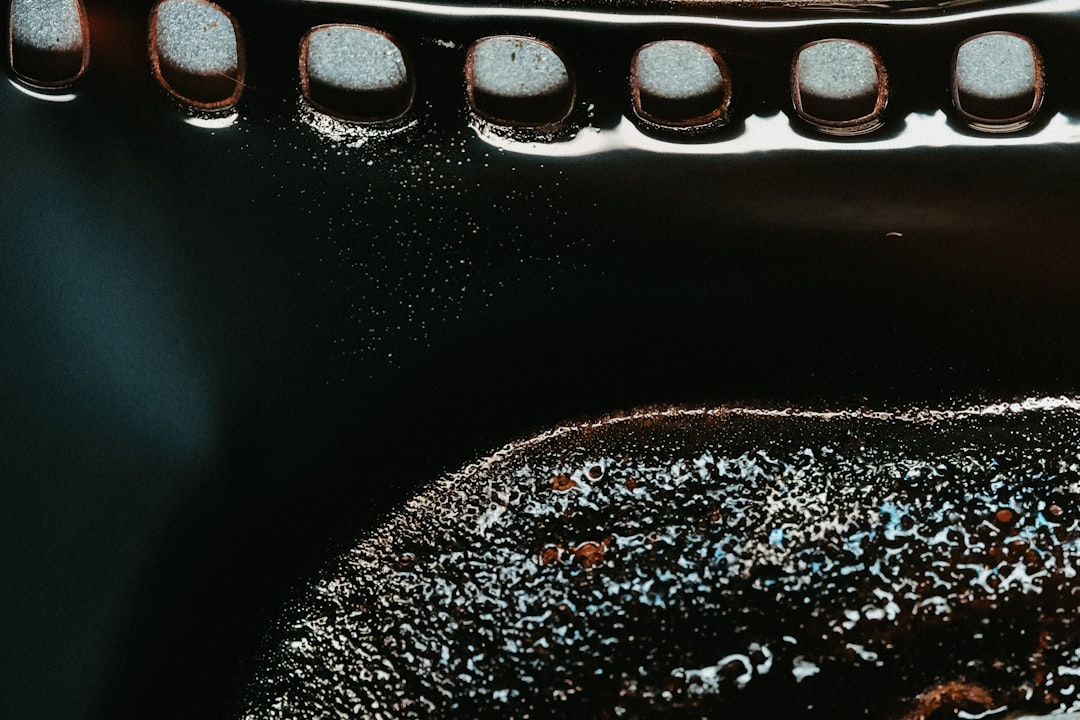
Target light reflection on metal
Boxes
[470,110,1080,158]
[184,111,240,128]
[7,76,77,102]
[302,0,1080,29]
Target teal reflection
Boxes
[9,163,217,462]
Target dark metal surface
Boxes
[4,0,1080,718]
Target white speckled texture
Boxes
[306,26,408,92]
[470,36,568,99]
[153,0,237,75]
[955,33,1036,100]
[634,41,723,101]
[796,40,878,101]
[10,0,83,52]
[245,400,1080,719]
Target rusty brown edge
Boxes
[148,0,246,112]
[790,38,889,136]
[629,40,733,130]
[7,0,91,89]
[464,35,576,130]
[298,24,415,124]
[950,31,1044,134]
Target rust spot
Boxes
[1049,503,1063,517]
[540,546,562,565]
[573,541,605,568]
[552,474,577,492]
[588,464,604,479]
[995,508,1015,525]
[907,681,995,720]
[625,477,640,490]
[1030,629,1052,689]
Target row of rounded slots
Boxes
[9,0,1046,135]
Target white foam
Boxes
[955,33,1037,100]
[306,26,408,92]
[634,40,723,101]
[469,36,568,99]
[796,40,879,101]
[10,0,83,52]
[791,656,821,682]
[153,0,238,75]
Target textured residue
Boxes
[153,0,237,75]
[307,26,408,92]
[245,400,1080,719]
[955,33,1037,100]
[469,36,569,99]
[797,40,878,101]
[635,41,724,101]
[10,0,83,52]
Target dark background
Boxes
[4,1,1080,718]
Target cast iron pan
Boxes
[4,0,1080,718]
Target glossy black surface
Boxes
[5,0,1080,719]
